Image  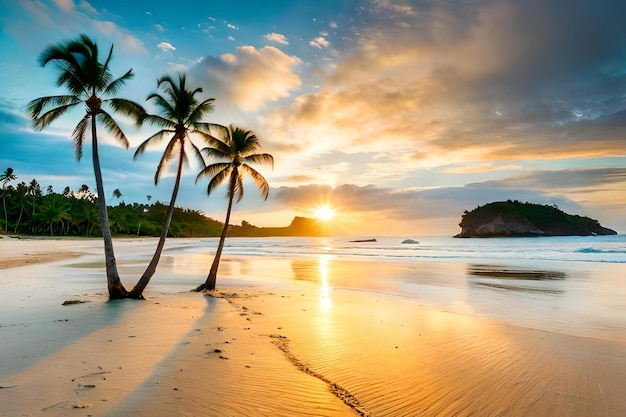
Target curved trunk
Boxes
[195,169,237,292]
[14,202,24,233]
[91,116,127,299]
[128,148,185,299]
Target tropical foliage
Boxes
[0,181,224,237]
[1,167,17,233]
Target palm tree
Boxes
[128,74,217,299]
[35,194,70,235]
[112,188,122,200]
[13,182,28,233]
[27,34,145,299]
[194,125,274,291]
[26,179,42,234]
[1,167,17,233]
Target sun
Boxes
[314,205,336,221]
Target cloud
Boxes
[265,32,289,45]
[309,36,330,49]
[53,0,74,12]
[260,0,626,177]
[191,45,302,111]
[483,168,626,192]
[273,181,583,225]
[157,41,176,52]
[78,0,97,14]
[155,24,164,32]
[91,20,147,54]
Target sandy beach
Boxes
[1,236,625,416]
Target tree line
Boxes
[0,174,224,237]
[8,33,274,299]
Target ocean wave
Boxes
[576,247,626,254]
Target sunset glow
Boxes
[2,1,626,236]
[314,205,336,221]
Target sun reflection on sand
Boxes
[318,255,333,311]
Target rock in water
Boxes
[401,239,419,244]
[62,299,89,306]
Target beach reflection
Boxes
[318,256,333,311]
[291,256,334,311]
[467,264,567,295]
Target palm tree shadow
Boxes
[1,296,133,379]
[103,294,219,416]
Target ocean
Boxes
[154,234,626,341]
[187,234,626,264]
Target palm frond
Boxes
[30,101,82,130]
[56,67,90,97]
[240,164,270,200]
[72,115,90,161]
[134,129,175,159]
[156,74,178,93]
[243,153,274,169]
[202,146,233,161]
[193,122,227,135]
[38,42,76,67]
[100,43,114,87]
[27,95,80,120]
[147,93,176,120]
[143,114,177,129]
[97,111,130,149]
[39,35,91,97]
[230,126,260,155]
[154,139,179,184]
[187,139,206,168]
[205,166,232,195]
[186,98,215,124]
[104,68,134,97]
[195,162,231,184]
[107,98,146,126]
[66,36,102,95]
[195,131,231,155]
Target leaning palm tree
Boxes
[128,74,216,299]
[27,34,145,299]
[194,125,274,291]
[1,167,17,233]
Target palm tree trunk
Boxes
[195,170,237,292]
[14,203,24,233]
[2,195,7,233]
[91,117,127,299]
[128,150,185,299]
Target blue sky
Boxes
[1,0,625,236]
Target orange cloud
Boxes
[194,45,302,111]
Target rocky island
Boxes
[455,200,617,238]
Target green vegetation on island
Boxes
[455,200,617,238]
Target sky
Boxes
[1,0,625,236]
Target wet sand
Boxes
[1,237,625,416]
